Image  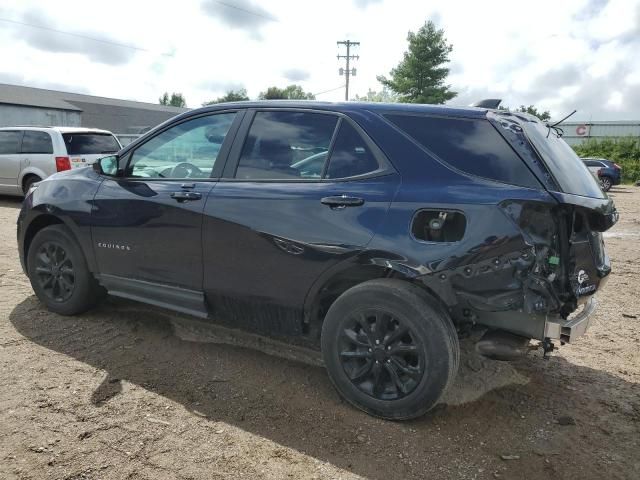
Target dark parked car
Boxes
[17,101,617,420]
[581,157,622,191]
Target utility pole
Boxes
[337,40,360,101]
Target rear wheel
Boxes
[600,176,612,191]
[27,225,104,315]
[321,279,459,420]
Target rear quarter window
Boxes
[385,114,540,188]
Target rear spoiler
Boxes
[471,99,502,109]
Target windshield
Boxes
[63,133,121,155]
[524,122,604,198]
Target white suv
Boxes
[0,126,122,196]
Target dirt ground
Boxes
[1,187,639,480]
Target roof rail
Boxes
[0,125,54,128]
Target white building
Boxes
[561,121,640,146]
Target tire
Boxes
[27,225,104,315]
[22,175,42,195]
[600,176,612,192]
[321,279,459,420]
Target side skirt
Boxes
[95,274,208,319]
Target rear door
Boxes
[202,109,399,334]
[62,131,122,168]
[0,130,23,194]
[92,111,241,293]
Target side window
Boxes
[127,113,236,179]
[235,111,338,180]
[325,122,380,179]
[386,114,540,188]
[21,131,53,154]
[0,131,23,155]
[584,160,597,167]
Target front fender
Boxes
[19,168,103,273]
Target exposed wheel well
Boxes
[21,174,42,194]
[23,215,64,268]
[305,264,449,342]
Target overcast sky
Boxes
[0,0,638,120]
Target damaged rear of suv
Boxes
[380,105,616,361]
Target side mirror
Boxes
[93,155,120,176]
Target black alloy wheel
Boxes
[321,279,459,420]
[339,310,424,400]
[34,241,76,302]
[27,225,105,315]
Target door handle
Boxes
[170,191,202,202]
[320,195,365,209]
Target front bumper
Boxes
[544,297,597,343]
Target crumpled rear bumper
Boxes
[544,297,597,343]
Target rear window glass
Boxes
[524,122,604,198]
[325,122,380,179]
[236,111,338,180]
[21,131,53,154]
[63,133,120,155]
[0,131,23,155]
[385,114,540,188]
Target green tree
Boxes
[202,89,250,105]
[353,87,398,102]
[258,84,315,100]
[377,21,456,104]
[159,92,187,107]
[500,104,551,122]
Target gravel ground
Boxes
[1,187,639,480]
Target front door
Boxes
[202,110,399,334]
[92,111,240,291]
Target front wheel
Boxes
[27,225,105,315]
[321,279,459,420]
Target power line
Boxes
[337,40,359,101]
[313,85,346,96]
[213,1,278,22]
[0,17,173,56]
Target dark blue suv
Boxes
[17,101,617,419]
[581,157,622,191]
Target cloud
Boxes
[282,68,310,82]
[353,0,383,7]
[0,72,25,85]
[199,79,246,93]
[12,10,136,65]
[0,72,89,94]
[574,0,609,20]
[201,0,276,39]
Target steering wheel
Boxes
[169,162,203,178]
